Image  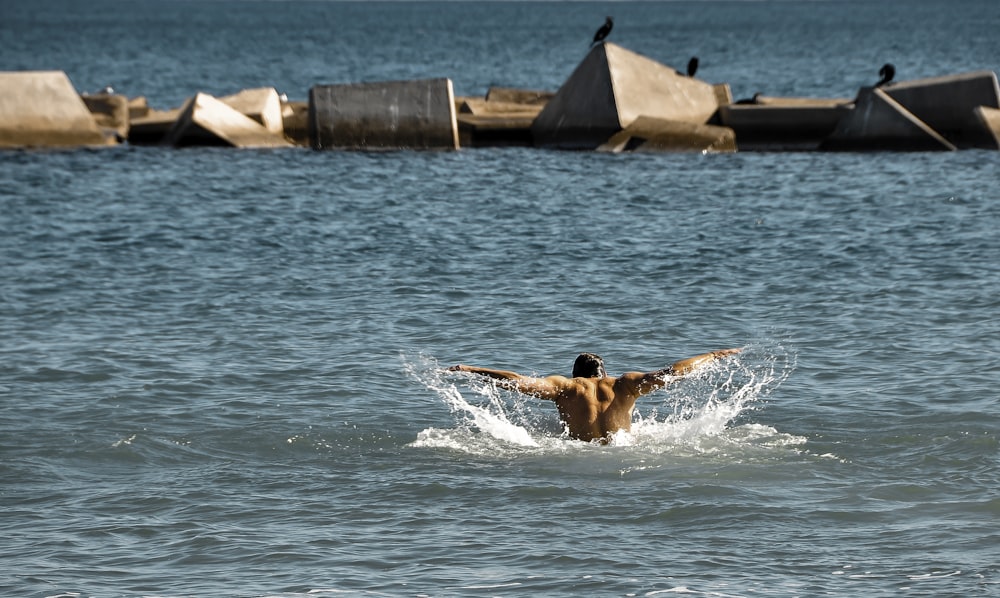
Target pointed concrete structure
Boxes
[820,87,956,152]
[165,92,292,148]
[0,71,111,148]
[531,42,720,150]
[974,106,1000,149]
[597,116,735,153]
[883,71,1000,149]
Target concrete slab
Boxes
[883,71,1000,149]
[531,42,720,149]
[0,70,111,148]
[308,78,459,150]
[165,92,292,148]
[597,116,736,153]
[718,103,851,151]
[457,114,535,148]
[219,87,285,135]
[128,108,179,144]
[820,87,956,152]
[973,106,1000,149]
[458,97,543,118]
[484,87,554,106]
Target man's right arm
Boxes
[448,365,565,400]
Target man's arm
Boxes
[448,364,566,400]
[621,348,743,396]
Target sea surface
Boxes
[3,1,1000,596]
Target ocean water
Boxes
[3,1,1000,597]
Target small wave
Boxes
[403,344,797,459]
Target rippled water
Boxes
[4,1,1000,596]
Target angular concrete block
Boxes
[82,93,129,141]
[718,103,851,151]
[531,42,720,149]
[165,92,292,148]
[597,116,735,153]
[973,106,1000,149]
[308,78,459,150]
[219,87,285,135]
[820,87,956,152]
[281,101,310,147]
[883,71,1000,149]
[0,70,110,148]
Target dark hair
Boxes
[573,353,606,378]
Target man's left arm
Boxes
[449,364,566,400]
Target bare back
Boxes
[546,374,649,442]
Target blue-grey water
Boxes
[3,1,1000,596]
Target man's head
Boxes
[573,353,606,378]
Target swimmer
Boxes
[449,348,741,443]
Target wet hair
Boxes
[572,353,606,378]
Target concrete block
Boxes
[718,103,851,151]
[457,114,535,148]
[128,108,179,144]
[531,42,720,150]
[458,97,543,118]
[973,106,1000,149]
[597,116,736,153]
[281,101,310,147]
[308,78,459,150]
[883,71,1000,149]
[219,87,284,135]
[165,92,292,148]
[820,87,956,152]
[0,70,111,148]
[128,96,151,119]
[484,87,554,106]
[82,93,129,141]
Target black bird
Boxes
[876,63,895,87]
[686,56,699,78]
[592,16,613,46]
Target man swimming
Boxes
[448,348,741,442]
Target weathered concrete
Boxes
[165,92,292,148]
[821,87,956,152]
[128,108,180,144]
[281,101,310,146]
[484,87,554,106]
[82,93,130,142]
[883,71,1000,149]
[597,116,736,153]
[219,87,285,135]
[458,97,543,118]
[973,106,1000,149]
[718,103,851,151]
[309,78,459,150]
[0,71,111,148]
[457,114,535,148]
[531,42,720,150]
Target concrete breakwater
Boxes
[2,42,999,152]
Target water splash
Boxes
[404,343,798,457]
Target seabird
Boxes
[592,17,613,46]
[876,63,895,87]
[686,56,699,78]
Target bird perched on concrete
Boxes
[686,56,699,77]
[592,17,613,46]
[876,63,896,87]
